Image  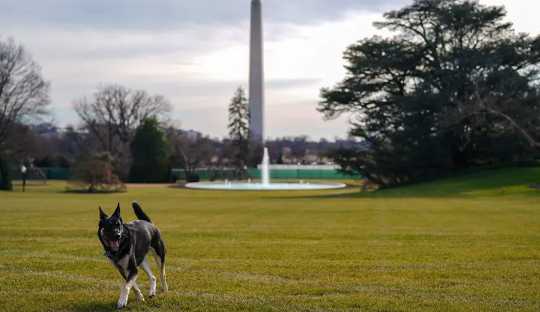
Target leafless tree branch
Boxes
[0,38,49,147]
[74,84,172,154]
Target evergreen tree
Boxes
[319,0,540,187]
[228,87,250,178]
[129,118,170,183]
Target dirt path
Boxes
[126,183,176,189]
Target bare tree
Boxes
[74,84,171,178]
[167,128,215,182]
[0,38,49,190]
[75,84,171,152]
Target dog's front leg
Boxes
[132,282,145,302]
[117,274,137,309]
[117,261,138,309]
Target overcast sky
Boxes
[1,0,538,140]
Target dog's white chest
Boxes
[117,255,130,270]
[108,255,130,273]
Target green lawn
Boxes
[1,168,540,311]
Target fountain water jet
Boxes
[261,147,270,186]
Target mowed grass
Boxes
[1,168,540,311]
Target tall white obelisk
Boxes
[249,0,265,143]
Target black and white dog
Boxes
[98,202,168,309]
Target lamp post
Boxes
[21,164,27,192]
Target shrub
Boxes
[67,153,125,193]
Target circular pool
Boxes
[186,182,347,191]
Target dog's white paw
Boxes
[149,276,157,298]
[117,298,128,309]
[149,284,157,298]
[133,288,145,302]
[136,293,145,302]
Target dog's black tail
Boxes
[132,202,152,223]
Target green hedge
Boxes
[40,167,71,180]
[172,168,358,181]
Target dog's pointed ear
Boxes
[99,207,108,221]
[113,203,121,218]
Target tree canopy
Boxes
[319,0,540,186]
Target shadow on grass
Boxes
[64,187,127,194]
[70,302,117,312]
[72,299,165,312]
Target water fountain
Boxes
[186,148,346,191]
[185,1,346,191]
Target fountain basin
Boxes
[186,182,347,191]
[186,149,347,191]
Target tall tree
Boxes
[319,0,540,186]
[227,87,249,178]
[0,38,50,190]
[74,84,171,178]
[129,118,170,183]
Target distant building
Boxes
[31,123,59,138]
[182,129,203,141]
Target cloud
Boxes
[479,0,540,34]
[2,0,408,31]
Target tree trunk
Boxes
[0,154,13,191]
